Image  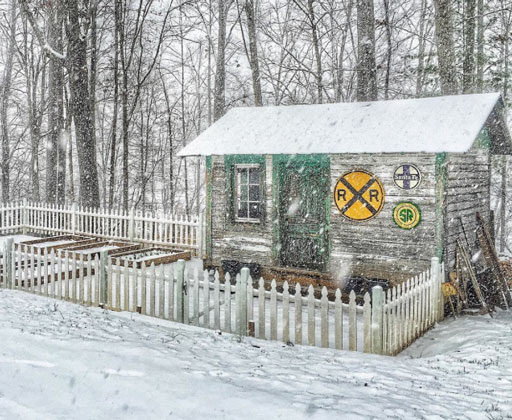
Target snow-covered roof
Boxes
[178,93,511,156]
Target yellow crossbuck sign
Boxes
[334,170,385,221]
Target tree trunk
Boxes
[161,74,175,212]
[383,0,392,99]
[500,156,507,253]
[433,0,458,95]
[307,0,323,104]
[475,0,484,92]
[46,1,65,203]
[499,0,511,103]
[356,0,377,101]
[65,92,75,203]
[416,0,428,97]
[120,0,130,211]
[109,0,121,210]
[213,0,229,121]
[67,0,100,208]
[335,0,353,102]
[463,0,476,93]
[88,0,98,204]
[21,18,44,202]
[245,0,263,106]
[0,0,17,202]
[180,11,190,216]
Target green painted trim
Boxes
[325,167,331,264]
[472,126,492,150]
[205,156,213,262]
[435,152,447,261]
[271,157,280,264]
[224,154,266,224]
[271,154,330,270]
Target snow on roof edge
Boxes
[178,93,504,157]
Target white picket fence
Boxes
[0,201,204,255]
[0,239,444,355]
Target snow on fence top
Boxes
[179,92,505,156]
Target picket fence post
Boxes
[99,250,109,307]
[4,238,13,288]
[22,199,28,234]
[440,263,445,321]
[71,202,78,235]
[175,259,185,323]
[239,267,249,336]
[430,257,442,321]
[198,212,205,258]
[371,285,384,355]
[128,208,135,241]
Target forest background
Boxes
[0,0,510,224]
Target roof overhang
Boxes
[178,93,510,157]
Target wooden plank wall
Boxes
[443,152,490,269]
[329,153,437,282]
[210,155,273,267]
[209,151,489,284]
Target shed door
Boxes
[279,161,329,271]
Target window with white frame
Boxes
[235,164,261,222]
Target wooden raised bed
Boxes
[59,241,142,260]
[111,247,191,268]
[16,235,96,252]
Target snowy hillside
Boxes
[1,289,511,419]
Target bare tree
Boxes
[213,0,230,120]
[475,0,484,92]
[382,0,392,99]
[17,15,46,201]
[66,0,100,207]
[0,0,17,201]
[463,0,476,93]
[109,0,121,210]
[245,0,263,105]
[433,0,458,94]
[356,0,377,101]
[118,0,173,210]
[46,1,65,203]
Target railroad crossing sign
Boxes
[393,164,421,190]
[333,170,385,221]
[393,202,422,229]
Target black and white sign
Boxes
[393,164,421,190]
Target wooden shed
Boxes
[179,93,512,285]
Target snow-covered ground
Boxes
[1,289,511,419]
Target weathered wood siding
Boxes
[443,152,490,269]
[208,151,490,284]
[210,155,273,267]
[329,153,437,282]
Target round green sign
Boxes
[393,202,421,230]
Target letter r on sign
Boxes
[337,189,346,201]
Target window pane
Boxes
[238,168,248,185]
[249,202,260,219]
[238,202,248,218]
[240,185,248,202]
[249,167,260,184]
[249,185,260,201]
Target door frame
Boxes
[272,154,331,271]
